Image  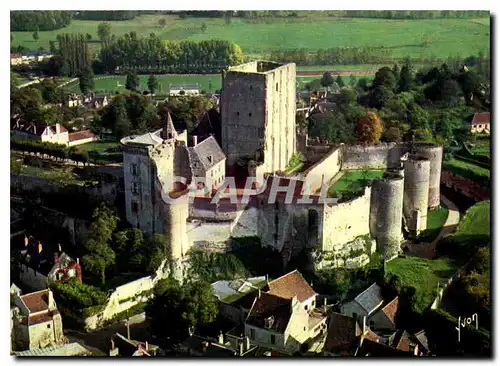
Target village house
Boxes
[11,289,65,351]
[12,120,99,147]
[87,93,110,109]
[470,112,490,134]
[12,121,69,145]
[188,135,226,193]
[15,236,82,291]
[323,312,380,356]
[241,270,328,355]
[341,283,385,321]
[169,83,200,97]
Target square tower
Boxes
[221,61,296,174]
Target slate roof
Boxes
[471,112,490,125]
[246,292,292,333]
[414,330,429,352]
[190,108,222,145]
[267,270,316,303]
[12,122,68,136]
[380,297,399,326]
[14,342,91,356]
[211,277,267,304]
[324,312,362,355]
[20,289,50,313]
[122,129,163,147]
[189,135,225,170]
[353,283,384,315]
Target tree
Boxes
[10,33,13,43]
[11,87,43,123]
[82,204,118,285]
[355,112,383,145]
[79,67,95,95]
[146,279,218,345]
[384,126,402,142]
[158,18,167,28]
[398,58,414,92]
[148,233,171,273]
[349,74,357,88]
[321,72,334,90]
[372,66,397,91]
[32,30,39,42]
[86,33,92,42]
[335,75,345,88]
[201,22,207,33]
[97,22,112,43]
[125,72,140,91]
[147,74,159,95]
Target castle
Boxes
[120,61,443,280]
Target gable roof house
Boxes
[87,93,110,109]
[12,121,69,145]
[341,283,385,321]
[242,270,328,355]
[367,296,400,331]
[470,112,490,134]
[15,236,82,291]
[11,289,65,351]
[188,135,226,193]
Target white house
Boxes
[169,83,200,97]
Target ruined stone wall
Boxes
[306,145,334,164]
[412,143,443,209]
[302,146,342,194]
[321,187,371,252]
[403,156,430,236]
[370,176,404,260]
[342,143,408,170]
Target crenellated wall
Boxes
[342,143,408,170]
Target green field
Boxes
[71,140,120,154]
[328,170,384,197]
[12,14,490,60]
[387,257,457,313]
[65,74,223,94]
[468,138,491,158]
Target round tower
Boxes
[165,189,190,281]
[403,155,430,239]
[412,143,443,209]
[370,175,404,261]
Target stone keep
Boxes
[403,155,430,238]
[221,61,296,173]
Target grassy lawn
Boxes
[12,14,489,60]
[443,158,490,181]
[420,205,449,242]
[386,257,458,313]
[468,138,491,158]
[455,200,490,237]
[328,170,385,197]
[73,140,120,154]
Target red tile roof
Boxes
[381,297,399,325]
[246,292,292,333]
[267,270,316,303]
[471,112,490,125]
[68,130,97,142]
[21,289,50,313]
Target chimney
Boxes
[24,236,29,247]
[218,331,224,345]
[145,341,149,351]
[191,135,198,147]
[362,316,367,335]
[55,123,61,134]
[48,290,55,309]
[37,241,43,254]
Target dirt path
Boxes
[404,195,460,259]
